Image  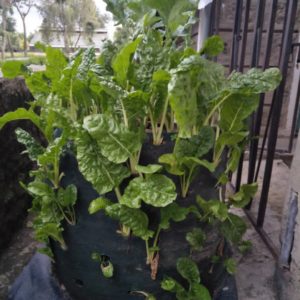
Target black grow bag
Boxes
[51,135,238,300]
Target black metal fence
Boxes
[207,0,300,257]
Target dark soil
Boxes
[0,77,43,252]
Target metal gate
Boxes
[204,0,300,257]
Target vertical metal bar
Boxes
[250,0,266,67]
[254,101,273,182]
[279,0,291,64]
[247,0,266,191]
[208,0,216,36]
[257,0,298,228]
[214,0,221,36]
[246,0,278,209]
[235,0,252,191]
[238,0,251,73]
[230,0,244,72]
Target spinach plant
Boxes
[161,257,211,300]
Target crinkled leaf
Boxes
[35,222,65,247]
[57,185,77,207]
[112,37,142,87]
[0,108,42,131]
[174,126,215,158]
[226,146,242,173]
[228,68,281,94]
[132,30,169,91]
[197,196,228,222]
[77,47,96,80]
[76,130,130,194]
[181,157,215,173]
[25,71,51,98]
[137,174,177,207]
[89,197,113,214]
[120,177,144,208]
[121,174,177,208]
[90,75,127,99]
[220,213,247,244]
[169,61,199,138]
[229,183,258,208]
[38,135,65,166]
[144,0,198,35]
[186,228,206,251]
[190,283,212,300]
[106,204,154,240]
[223,258,237,275]
[122,90,149,127]
[216,131,249,154]
[200,35,224,57]
[135,164,162,174]
[27,181,54,202]
[150,69,171,113]
[153,69,171,82]
[37,247,54,259]
[102,0,128,24]
[45,47,68,85]
[159,153,185,175]
[238,240,252,253]
[83,114,141,164]
[176,257,200,284]
[219,94,259,132]
[160,203,192,230]
[161,276,185,294]
[15,128,44,161]
[169,55,224,137]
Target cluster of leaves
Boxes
[0,0,282,298]
[161,257,211,300]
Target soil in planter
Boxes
[51,136,236,300]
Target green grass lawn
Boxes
[0,52,46,68]
[2,52,46,59]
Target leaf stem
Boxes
[153,227,161,249]
[69,79,77,121]
[204,93,232,126]
[145,240,150,264]
[114,187,122,202]
[154,96,169,145]
[120,97,129,128]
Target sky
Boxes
[13,0,116,39]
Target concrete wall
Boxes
[290,133,300,270]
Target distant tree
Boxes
[12,0,35,57]
[1,0,10,59]
[0,0,17,59]
[37,0,107,53]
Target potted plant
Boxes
[0,1,281,299]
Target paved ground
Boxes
[232,159,300,300]
[0,215,38,300]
